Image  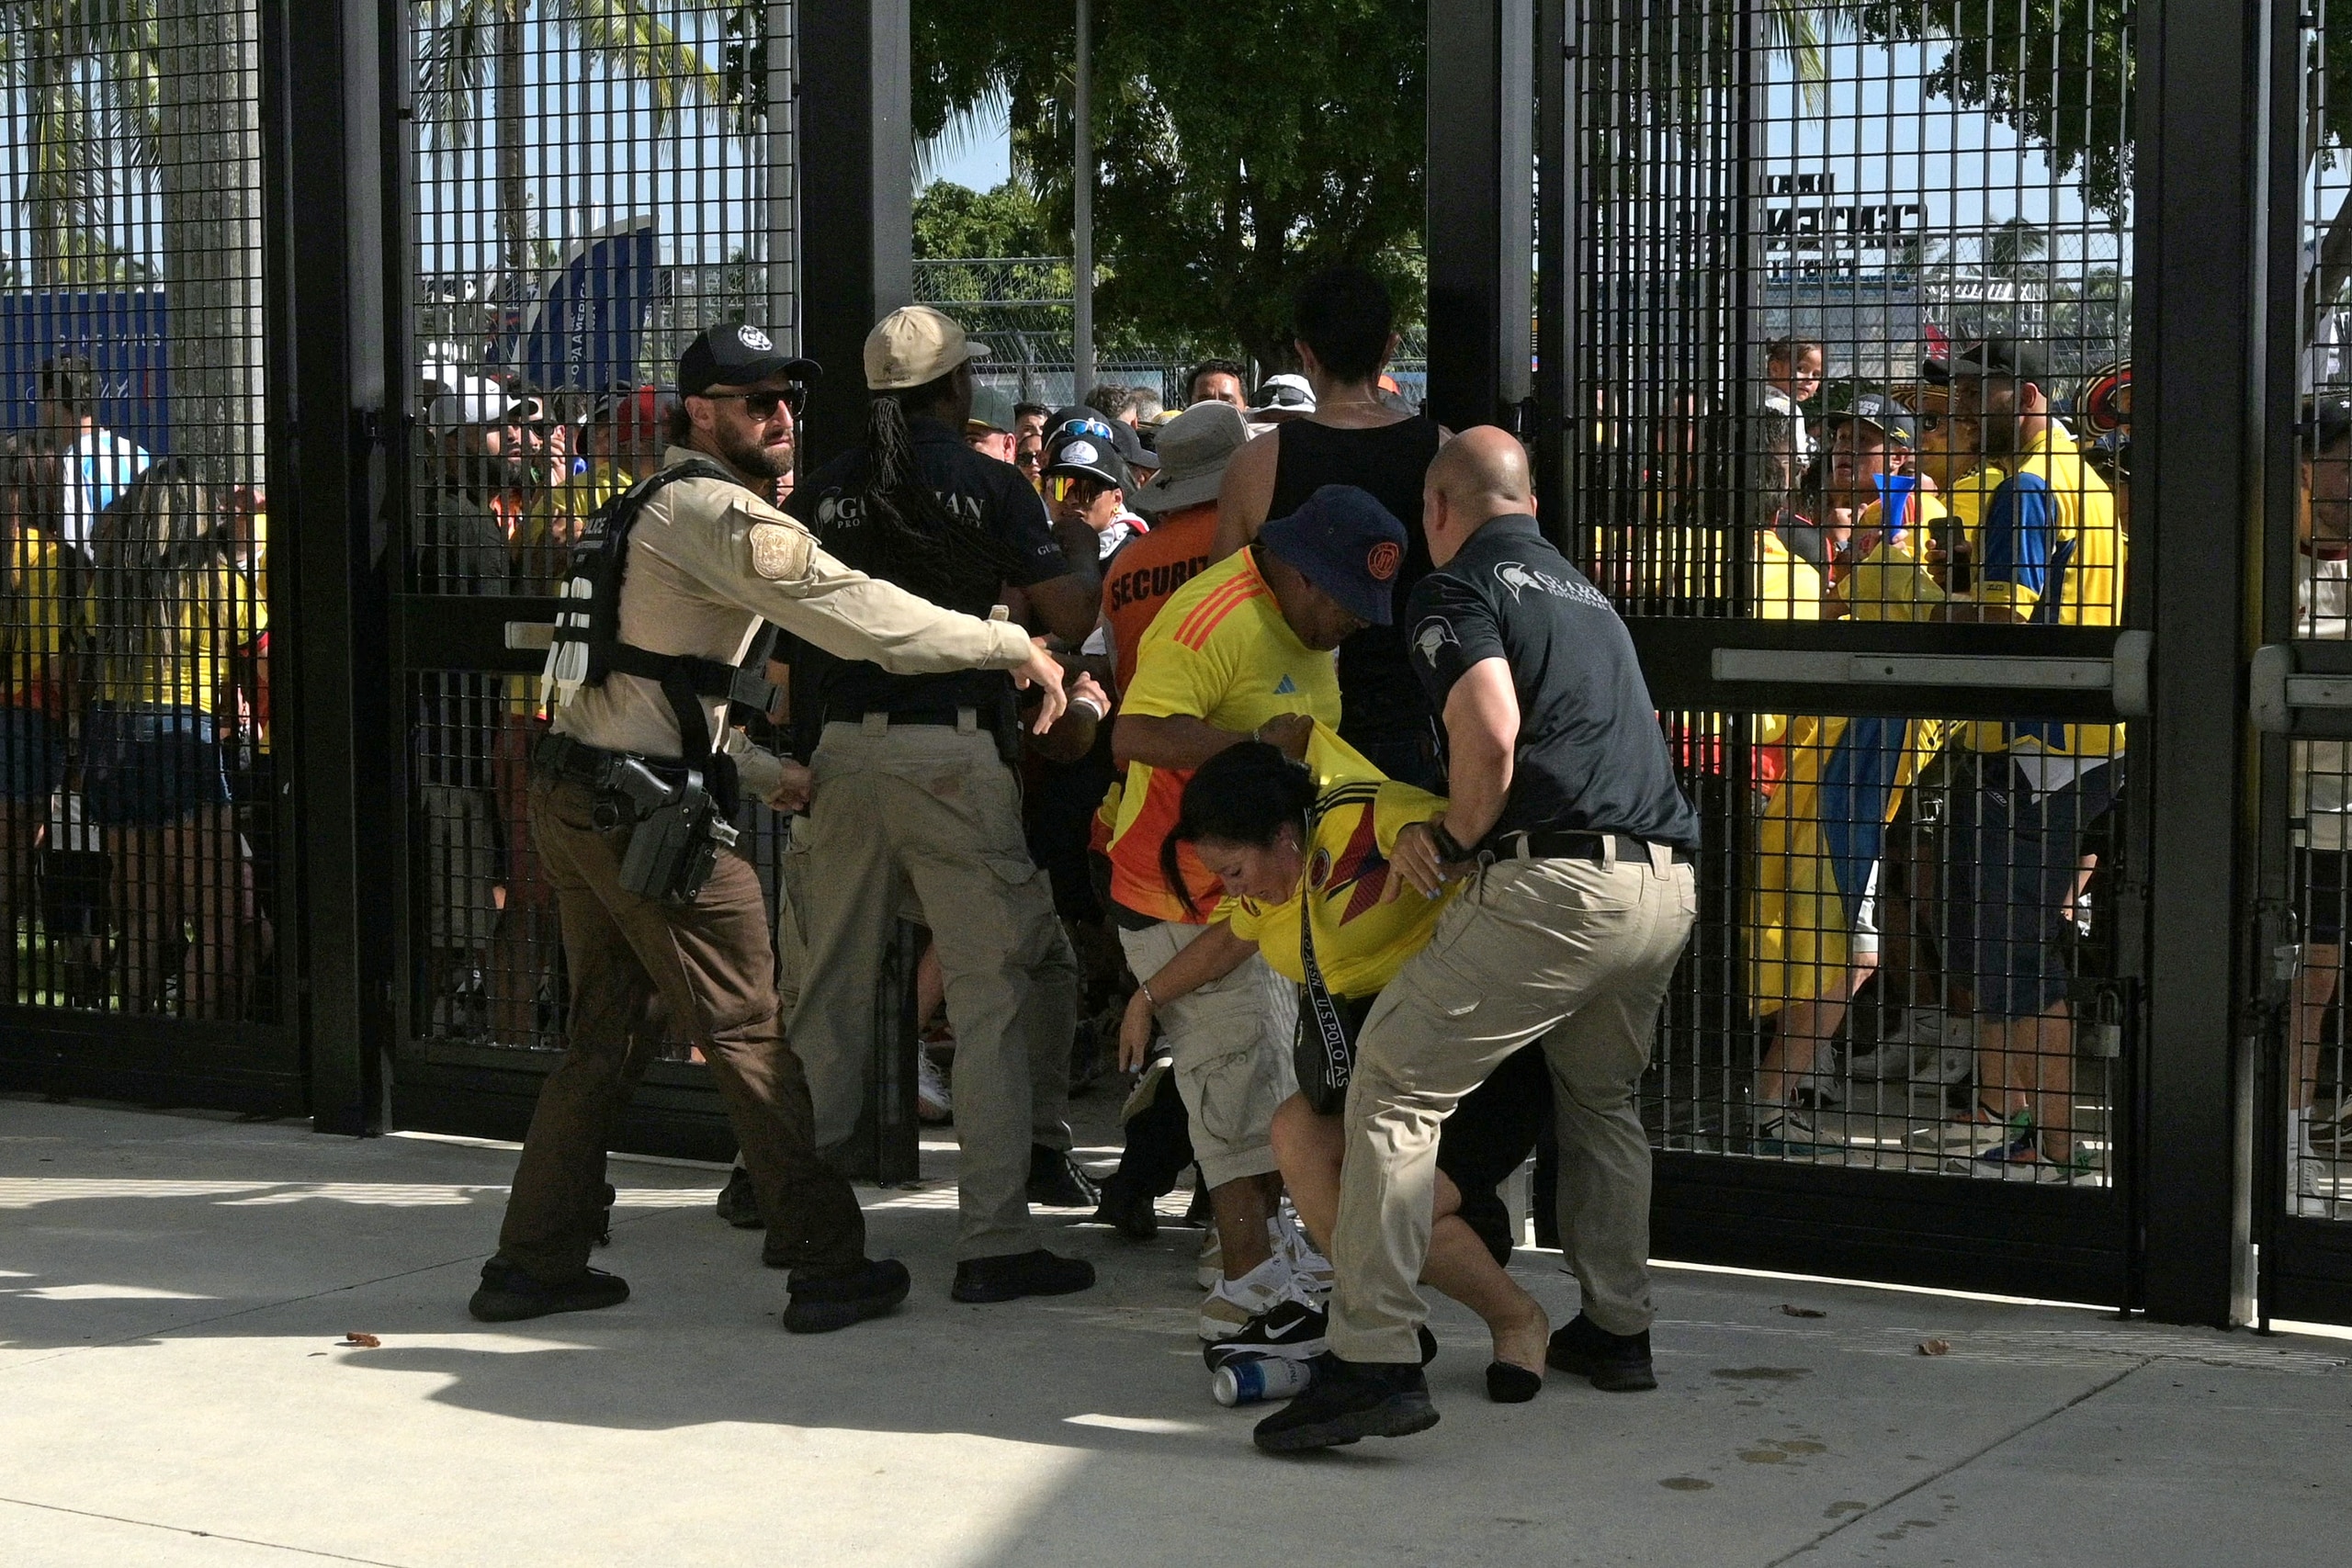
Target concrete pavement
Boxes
[2,1095,2344,1567]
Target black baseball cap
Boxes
[2305,393,2352,444]
[1931,335,2051,387]
[1043,427,1131,491]
[1826,389,1918,447]
[677,321,820,397]
[1257,484,1409,626]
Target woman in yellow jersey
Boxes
[1118,730,1553,1402]
[0,446,74,999]
[84,464,266,1016]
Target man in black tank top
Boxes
[1216,266,1447,791]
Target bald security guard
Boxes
[1255,429,1700,1452]
[786,306,1107,1303]
[469,321,1069,1333]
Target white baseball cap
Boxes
[863,305,990,391]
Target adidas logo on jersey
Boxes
[1273,673,1299,695]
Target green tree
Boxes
[911,0,1424,370]
[912,180,1056,259]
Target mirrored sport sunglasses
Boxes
[701,385,808,421]
[1054,416,1115,443]
[1046,473,1110,503]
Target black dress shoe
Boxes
[1252,1357,1440,1453]
[951,1248,1096,1303]
[468,1259,630,1323]
[715,1164,764,1229]
[1544,1311,1657,1392]
[1086,1173,1159,1240]
[1485,1361,1543,1403]
[1027,1145,1101,1209]
[783,1258,910,1334]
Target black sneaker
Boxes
[1086,1173,1159,1240]
[951,1248,1096,1303]
[782,1258,910,1335]
[715,1164,764,1229]
[1544,1311,1657,1392]
[467,1259,630,1323]
[1027,1145,1101,1209]
[1251,1358,1439,1453]
[1204,1297,1329,1369]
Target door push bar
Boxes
[2250,643,2352,734]
[1711,631,2151,716]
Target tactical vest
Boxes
[539,458,776,794]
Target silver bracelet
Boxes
[1138,979,1160,1010]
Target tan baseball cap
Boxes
[863,305,990,390]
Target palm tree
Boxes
[5,2,264,488]
[1984,217,2050,279]
[411,0,729,289]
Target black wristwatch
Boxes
[1427,821,1471,863]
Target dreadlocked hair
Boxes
[1159,741,1317,918]
[848,389,1029,611]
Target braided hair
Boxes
[842,383,1028,612]
[1159,740,1318,917]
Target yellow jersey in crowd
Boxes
[1223,725,1458,998]
[87,563,266,712]
[1104,547,1342,923]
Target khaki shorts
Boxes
[1120,920,1298,1188]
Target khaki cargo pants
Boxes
[1118,920,1298,1188]
[792,717,1077,1260]
[1328,846,1696,1362]
[493,776,865,1283]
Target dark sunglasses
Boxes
[703,385,808,421]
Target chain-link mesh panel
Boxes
[2287,4,2352,1222]
[401,1,795,1052]
[1577,6,2134,1183]
[0,1,277,1022]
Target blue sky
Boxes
[922,101,1014,192]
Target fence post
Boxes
[1427,0,1532,433]
[267,0,399,1134]
[2135,0,2271,1325]
[799,0,913,474]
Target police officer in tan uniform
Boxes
[469,322,1068,1332]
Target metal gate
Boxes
[0,1,295,1111]
[1541,1,2143,1303]
[382,0,800,1158]
[2253,0,2352,1325]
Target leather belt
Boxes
[1493,828,1695,867]
[531,731,684,789]
[825,706,978,730]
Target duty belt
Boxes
[531,730,684,790]
[824,705,979,730]
[1491,829,1695,868]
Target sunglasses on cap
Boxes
[1054,416,1115,443]
[1046,473,1114,504]
[700,385,808,421]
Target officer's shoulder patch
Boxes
[746,519,812,581]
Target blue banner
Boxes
[0,290,171,456]
[500,219,659,394]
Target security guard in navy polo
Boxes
[1256,427,1701,1452]
[469,321,1069,1332]
[786,306,1109,1303]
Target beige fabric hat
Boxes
[863,305,990,390]
[1133,400,1251,514]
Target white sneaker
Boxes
[1198,1265,1290,1341]
[916,1050,953,1123]
[1755,1103,1828,1153]
[1906,1013,1974,1086]
[2293,1153,2334,1219]
[1272,1206,1334,1295]
[1196,1225,1223,1290]
[1844,1038,1909,1081]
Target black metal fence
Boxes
[0,0,2345,1325]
